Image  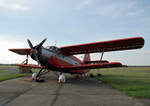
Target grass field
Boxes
[0,70,30,81]
[0,65,150,98]
[89,67,150,98]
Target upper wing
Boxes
[60,37,144,56]
[9,48,31,55]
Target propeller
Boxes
[27,39,34,49]
[27,38,47,65]
[38,38,47,48]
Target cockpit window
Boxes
[46,46,59,52]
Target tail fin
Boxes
[83,54,91,63]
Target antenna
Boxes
[54,40,57,46]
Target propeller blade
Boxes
[38,38,47,47]
[27,39,34,49]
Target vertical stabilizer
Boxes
[83,53,91,63]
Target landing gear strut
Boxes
[35,68,44,82]
[32,68,49,82]
[97,73,102,77]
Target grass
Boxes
[0,70,30,81]
[0,65,150,98]
[89,67,150,98]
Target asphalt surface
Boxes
[0,72,148,106]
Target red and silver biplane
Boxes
[9,37,144,81]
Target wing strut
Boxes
[21,53,29,65]
[100,48,105,62]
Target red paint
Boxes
[9,48,31,55]
[9,37,144,75]
[83,54,90,63]
[60,37,144,56]
[48,56,74,68]
[85,60,109,64]
[15,64,44,69]
[48,56,90,74]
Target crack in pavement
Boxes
[4,85,35,106]
[50,84,63,106]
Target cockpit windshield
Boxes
[46,46,60,52]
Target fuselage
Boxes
[31,46,89,74]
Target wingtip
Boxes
[27,38,30,41]
[45,37,48,40]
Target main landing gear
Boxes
[32,68,49,82]
[89,73,102,78]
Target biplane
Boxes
[9,37,144,81]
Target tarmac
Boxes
[0,72,149,106]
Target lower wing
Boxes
[15,62,122,70]
[84,60,109,64]
[61,62,122,71]
[15,64,44,69]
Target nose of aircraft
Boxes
[27,38,47,65]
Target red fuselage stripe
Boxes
[48,56,89,74]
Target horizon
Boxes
[0,0,149,65]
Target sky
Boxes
[0,0,150,65]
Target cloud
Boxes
[98,1,134,17]
[126,9,145,17]
[0,0,30,11]
[77,0,146,18]
[77,0,95,9]
[77,0,126,17]
[98,1,149,18]
[0,36,36,64]
[99,4,119,17]
[91,50,150,66]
